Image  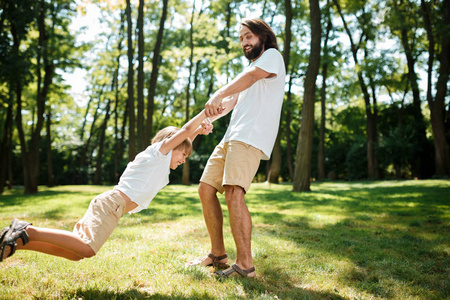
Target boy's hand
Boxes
[200,121,213,135]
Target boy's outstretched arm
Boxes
[159,110,208,155]
[189,122,213,142]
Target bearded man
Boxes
[187,18,286,278]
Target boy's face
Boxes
[170,148,188,170]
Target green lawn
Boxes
[0,180,449,299]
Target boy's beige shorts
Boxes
[73,189,126,254]
[200,140,263,194]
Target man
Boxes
[187,18,285,278]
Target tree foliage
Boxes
[0,0,448,194]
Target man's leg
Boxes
[186,182,227,266]
[224,184,255,277]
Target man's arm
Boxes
[206,93,239,122]
[204,66,274,117]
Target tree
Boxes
[293,0,321,191]
[136,0,145,152]
[318,0,333,180]
[126,0,136,161]
[268,0,292,183]
[421,0,450,176]
[387,0,430,178]
[333,0,381,179]
[145,0,169,145]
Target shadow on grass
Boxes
[0,190,94,208]
[68,283,348,300]
[250,182,450,299]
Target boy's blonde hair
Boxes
[151,126,193,156]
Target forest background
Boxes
[0,0,449,195]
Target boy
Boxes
[0,110,213,262]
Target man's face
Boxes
[239,26,264,61]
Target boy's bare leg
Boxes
[189,182,227,266]
[2,225,95,260]
[19,241,85,261]
[224,185,256,277]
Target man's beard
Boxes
[244,41,264,60]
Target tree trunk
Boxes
[293,0,321,191]
[268,0,292,183]
[46,112,54,187]
[422,0,450,175]
[285,75,295,180]
[136,0,145,152]
[146,0,169,144]
[126,0,136,161]
[15,0,54,194]
[334,0,379,180]
[182,1,196,186]
[394,0,429,178]
[0,96,13,194]
[318,9,332,181]
[114,11,125,182]
[79,86,105,183]
[267,130,282,183]
[93,99,112,185]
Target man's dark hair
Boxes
[240,18,278,50]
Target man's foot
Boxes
[186,253,229,269]
[214,263,256,279]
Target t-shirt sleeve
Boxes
[253,49,284,77]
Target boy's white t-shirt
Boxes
[114,141,171,214]
[223,48,286,160]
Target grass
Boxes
[0,180,449,300]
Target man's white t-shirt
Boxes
[114,141,171,214]
[223,48,286,160]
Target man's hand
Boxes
[204,93,224,117]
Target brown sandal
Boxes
[214,263,255,278]
[187,253,230,269]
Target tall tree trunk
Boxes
[0,96,13,194]
[268,0,292,183]
[136,0,145,152]
[182,1,197,185]
[394,0,429,178]
[94,99,112,185]
[293,0,321,191]
[146,0,169,145]
[79,86,105,184]
[114,10,125,182]
[422,0,450,176]
[318,7,332,181]
[16,0,54,194]
[96,33,124,185]
[334,0,379,179]
[224,1,232,81]
[46,112,54,187]
[126,0,136,161]
[285,74,295,180]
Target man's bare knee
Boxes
[224,185,245,205]
[198,182,217,200]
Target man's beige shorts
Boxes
[200,140,263,194]
[73,189,126,254]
